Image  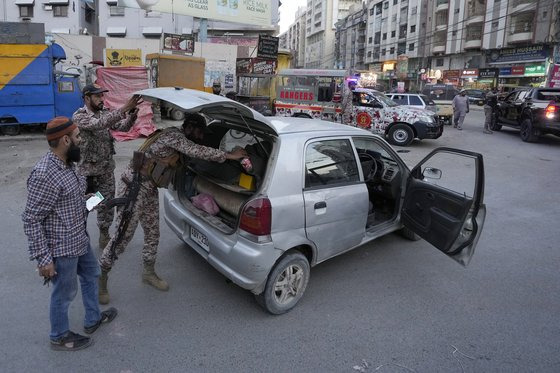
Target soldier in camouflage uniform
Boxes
[97,114,247,304]
[73,84,141,250]
[341,80,356,125]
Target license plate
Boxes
[190,226,209,251]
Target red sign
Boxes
[512,65,525,75]
[279,90,314,101]
[443,70,461,80]
[356,112,372,129]
[548,64,560,88]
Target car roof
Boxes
[386,93,422,96]
[269,117,374,136]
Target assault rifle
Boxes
[104,151,145,262]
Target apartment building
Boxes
[335,3,368,71]
[2,1,280,40]
[304,0,362,69]
[287,7,307,68]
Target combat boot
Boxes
[99,270,110,305]
[99,229,110,251]
[142,263,169,291]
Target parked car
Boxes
[461,89,486,106]
[137,87,487,315]
[350,88,443,146]
[385,93,438,113]
[421,84,460,126]
[493,87,560,142]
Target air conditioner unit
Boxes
[44,4,52,11]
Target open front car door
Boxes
[401,148,486,266]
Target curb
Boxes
[0,134,44,143]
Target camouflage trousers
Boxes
[87,170,115,233]
[99,176,160,271]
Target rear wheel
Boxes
[0,124,21,136]
[170,108,185,121]
[520,118,538,143]
[255,252,310,315]
[388,124,414,146]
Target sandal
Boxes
[84,307,118,334]
[50,331,93,351]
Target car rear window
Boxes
[536,90,560,101]
[409,95,423,105]
[420,94,435,105]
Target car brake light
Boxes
[239,198,271,236]
[545,103,557,119]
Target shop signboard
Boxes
[499,67,512,76]
[511,65,525,75]
[105,49,142,67]
[524,64,546,76]
[397,55,408,80]
[257,35,279,60]
[224,74,235,89]
[548,64,560,87]
[487,45,550,64]
[236,58,277,75]
[118,0,272,28]
[162,33,195,54]
[478,68,498,79]
[461,69,478,79]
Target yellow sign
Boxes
[118,0,271,28]
[105,49,142,67]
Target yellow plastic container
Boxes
[239,173,255,190]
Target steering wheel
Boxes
[358,153,378,182]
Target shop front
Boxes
[442,70,461,86]
[487,45,551,90]
[460,69,479,89]
[477,68,499,89]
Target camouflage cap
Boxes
[82,83,109,96]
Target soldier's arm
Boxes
[165,132,228,162]
[73,109,126,130]
[111,111,137,132]
[22,172,58,267]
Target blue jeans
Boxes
[49,244,101,341]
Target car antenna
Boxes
[235,109,270,158]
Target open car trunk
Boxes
[172,121,275,234]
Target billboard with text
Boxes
[118,0,272,28]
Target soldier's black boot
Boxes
[99,269,110,305]
[142,262,169,291]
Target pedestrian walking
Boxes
[341,80,356,124]
[483,88,498,134]
[97,114,247,304]
[452,91,470,130]
[22,117,117,351]
[72,84,141,250]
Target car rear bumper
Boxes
[163,190,279,293]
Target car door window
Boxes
[409,95,423,106]
[417,151,476,198]
[305,139,360,189]
[391,95,408,105]
[505,92,518,102]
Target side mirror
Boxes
[422,167,442,180]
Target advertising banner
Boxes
[511,65,525,75]
[105,49,143,67]
[162,33,194,54]
[487,45,550,64]
[548,64,560,87]
[236,58,277,75]
[461,69,478,79]
[118,0,271,28]
[524,64,546,76]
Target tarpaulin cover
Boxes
[95,66,155,141]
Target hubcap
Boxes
[273,264,305,305]
[394,129,409,142]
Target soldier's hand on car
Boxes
[226,148,248,160]
[122,95,142,113]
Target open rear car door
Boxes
[401,147,486,266]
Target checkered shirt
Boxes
[22,151,89,267]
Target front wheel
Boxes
[388,124,414,146]
[255,252,310,315]
[520,118,539,143]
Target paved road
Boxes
[1,111,559,372]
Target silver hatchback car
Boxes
[138,88,487,315]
